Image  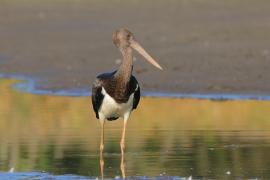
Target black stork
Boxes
[91,28,163,154]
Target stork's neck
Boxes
[115,47,133,85]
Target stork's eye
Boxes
[127,34,131,39]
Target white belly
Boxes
[98,87,134,120]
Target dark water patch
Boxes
[0,172,92,180]
[1,73,270,100]
[0,73,90,97]
[0,172,190,180]
[143,91,270,101]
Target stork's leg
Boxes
[120,150,126,178]
[100,119,105,152]
[99,119,105,179]
[100,147,104,179]
[120,114,129,154]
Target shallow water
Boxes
[2,73,270,101]
[1,79,270,179]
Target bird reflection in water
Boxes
[120,152,126,178]
[99,149,104,179]
[99,148,126,179]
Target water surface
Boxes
[0,79,270,179]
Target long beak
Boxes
[130,40,163,70]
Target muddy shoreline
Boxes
[0,0,270,95]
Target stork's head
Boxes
[112,28,134,49]
[112,28,163,70]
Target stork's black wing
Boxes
[133,84,140,109]
[91,71,116,119]
[91,79,104,119]
[130,76,140,110]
